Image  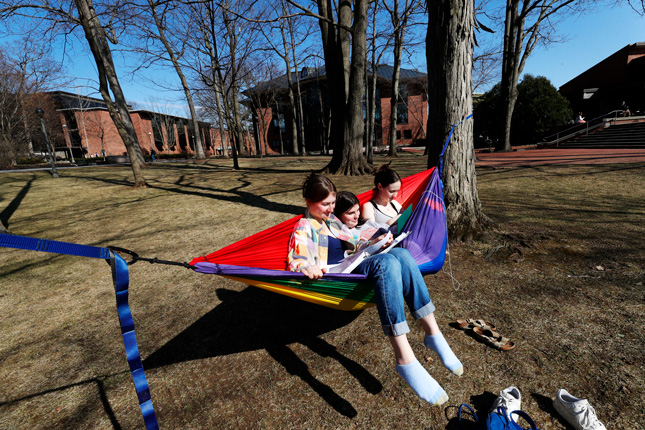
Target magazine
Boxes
[326,231,410,274]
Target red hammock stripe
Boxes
[190,167,435,271]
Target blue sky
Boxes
[53,3,645,114]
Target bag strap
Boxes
[509,410,539,430]
[458,403,479,428]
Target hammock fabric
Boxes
[191,167,447,311]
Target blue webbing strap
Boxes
[0,234,159,430]
[439,113,474,179]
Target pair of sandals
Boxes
[456,318,515,351]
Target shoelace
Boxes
[579,403,602,428]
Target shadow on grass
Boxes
[444,391,497,429]
[0,375,124,430]
[0,174,36,230]
[531,392,571,429]
[63,172,304,216]
[143,286,382,418]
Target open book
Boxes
[326,231,410,274]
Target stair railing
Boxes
[541,110,624,147]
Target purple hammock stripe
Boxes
[191,262,368,281]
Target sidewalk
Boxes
[475,148,645,168]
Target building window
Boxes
[404,129,412,139]
[397,103,408,124]
[273,114,286,133]
[396,130,401,140]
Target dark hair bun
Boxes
[374,163,401,187]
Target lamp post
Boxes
[35,108,59,178]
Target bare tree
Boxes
[84,108,112,159]
[427,0,484,239]
[0,0,148,186]
[288,0,372,174]
[131,0,206,159]
[0,40,63,167]
[257,1,302,155]
[243,60,283,156]
[384,0,422,157]
[193,0,231,160]
[496,0,577,151]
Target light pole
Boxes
[35,108,59,178]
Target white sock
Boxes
[424,333,464,376]
[395,359,448,405]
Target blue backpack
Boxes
[458,404,539,430]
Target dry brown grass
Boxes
[0,156,643,429]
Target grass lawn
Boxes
[0,155,643,429]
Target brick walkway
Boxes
[475,148,645,168]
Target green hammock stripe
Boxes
[245,275,376,303]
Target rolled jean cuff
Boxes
[411,301,435,320]
[382,320,410,337]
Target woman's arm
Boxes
[361,202,375,222]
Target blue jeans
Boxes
[353,247,435,336]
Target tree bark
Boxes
[387,0,409,158]
[74,0,147,187]
[278,20,300,155]
[497,0,574,152]
[318,0,371,175]
[145,0,205,159]
[427,0,483,239]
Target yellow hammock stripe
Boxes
[224,275,376,311]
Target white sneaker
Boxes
[490,386,522,414]
[553,389,606,430]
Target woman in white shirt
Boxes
[361,164,403,228]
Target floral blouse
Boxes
[287,212,357,272]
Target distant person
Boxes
[575,112,586,124]
[151,148,156,162]
[620,101,631,117]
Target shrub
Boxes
[474,75,572,147]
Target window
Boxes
[396,130,401,140]
[404,129,412,139]
[396,103,408,124]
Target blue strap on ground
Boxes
[0,233,159,430]
[439,114,474,178]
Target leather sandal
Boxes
[472,326,515,351]
[456,318,497,331]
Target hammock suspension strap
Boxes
[0,234,159,430]
[439,113,474,178]
[108,246,192,269]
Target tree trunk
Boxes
[427,0,483,240]
[289,22,307,155]
[146,0,205,159]
[388,0,406,158]
[201,5,229,159]
[279,23,300,155]
[336,0,371,175]
[319,0,371,174]
[74,0,147,187]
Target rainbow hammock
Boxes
[190,167,447,311]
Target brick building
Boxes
[244,65,428,154]
[46,91,232,159]
[559,42,645,119]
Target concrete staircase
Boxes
[558,121,645,149]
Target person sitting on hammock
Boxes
[287,173,462,406]
[361,164,403,229]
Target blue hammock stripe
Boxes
[0,233,158,430]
